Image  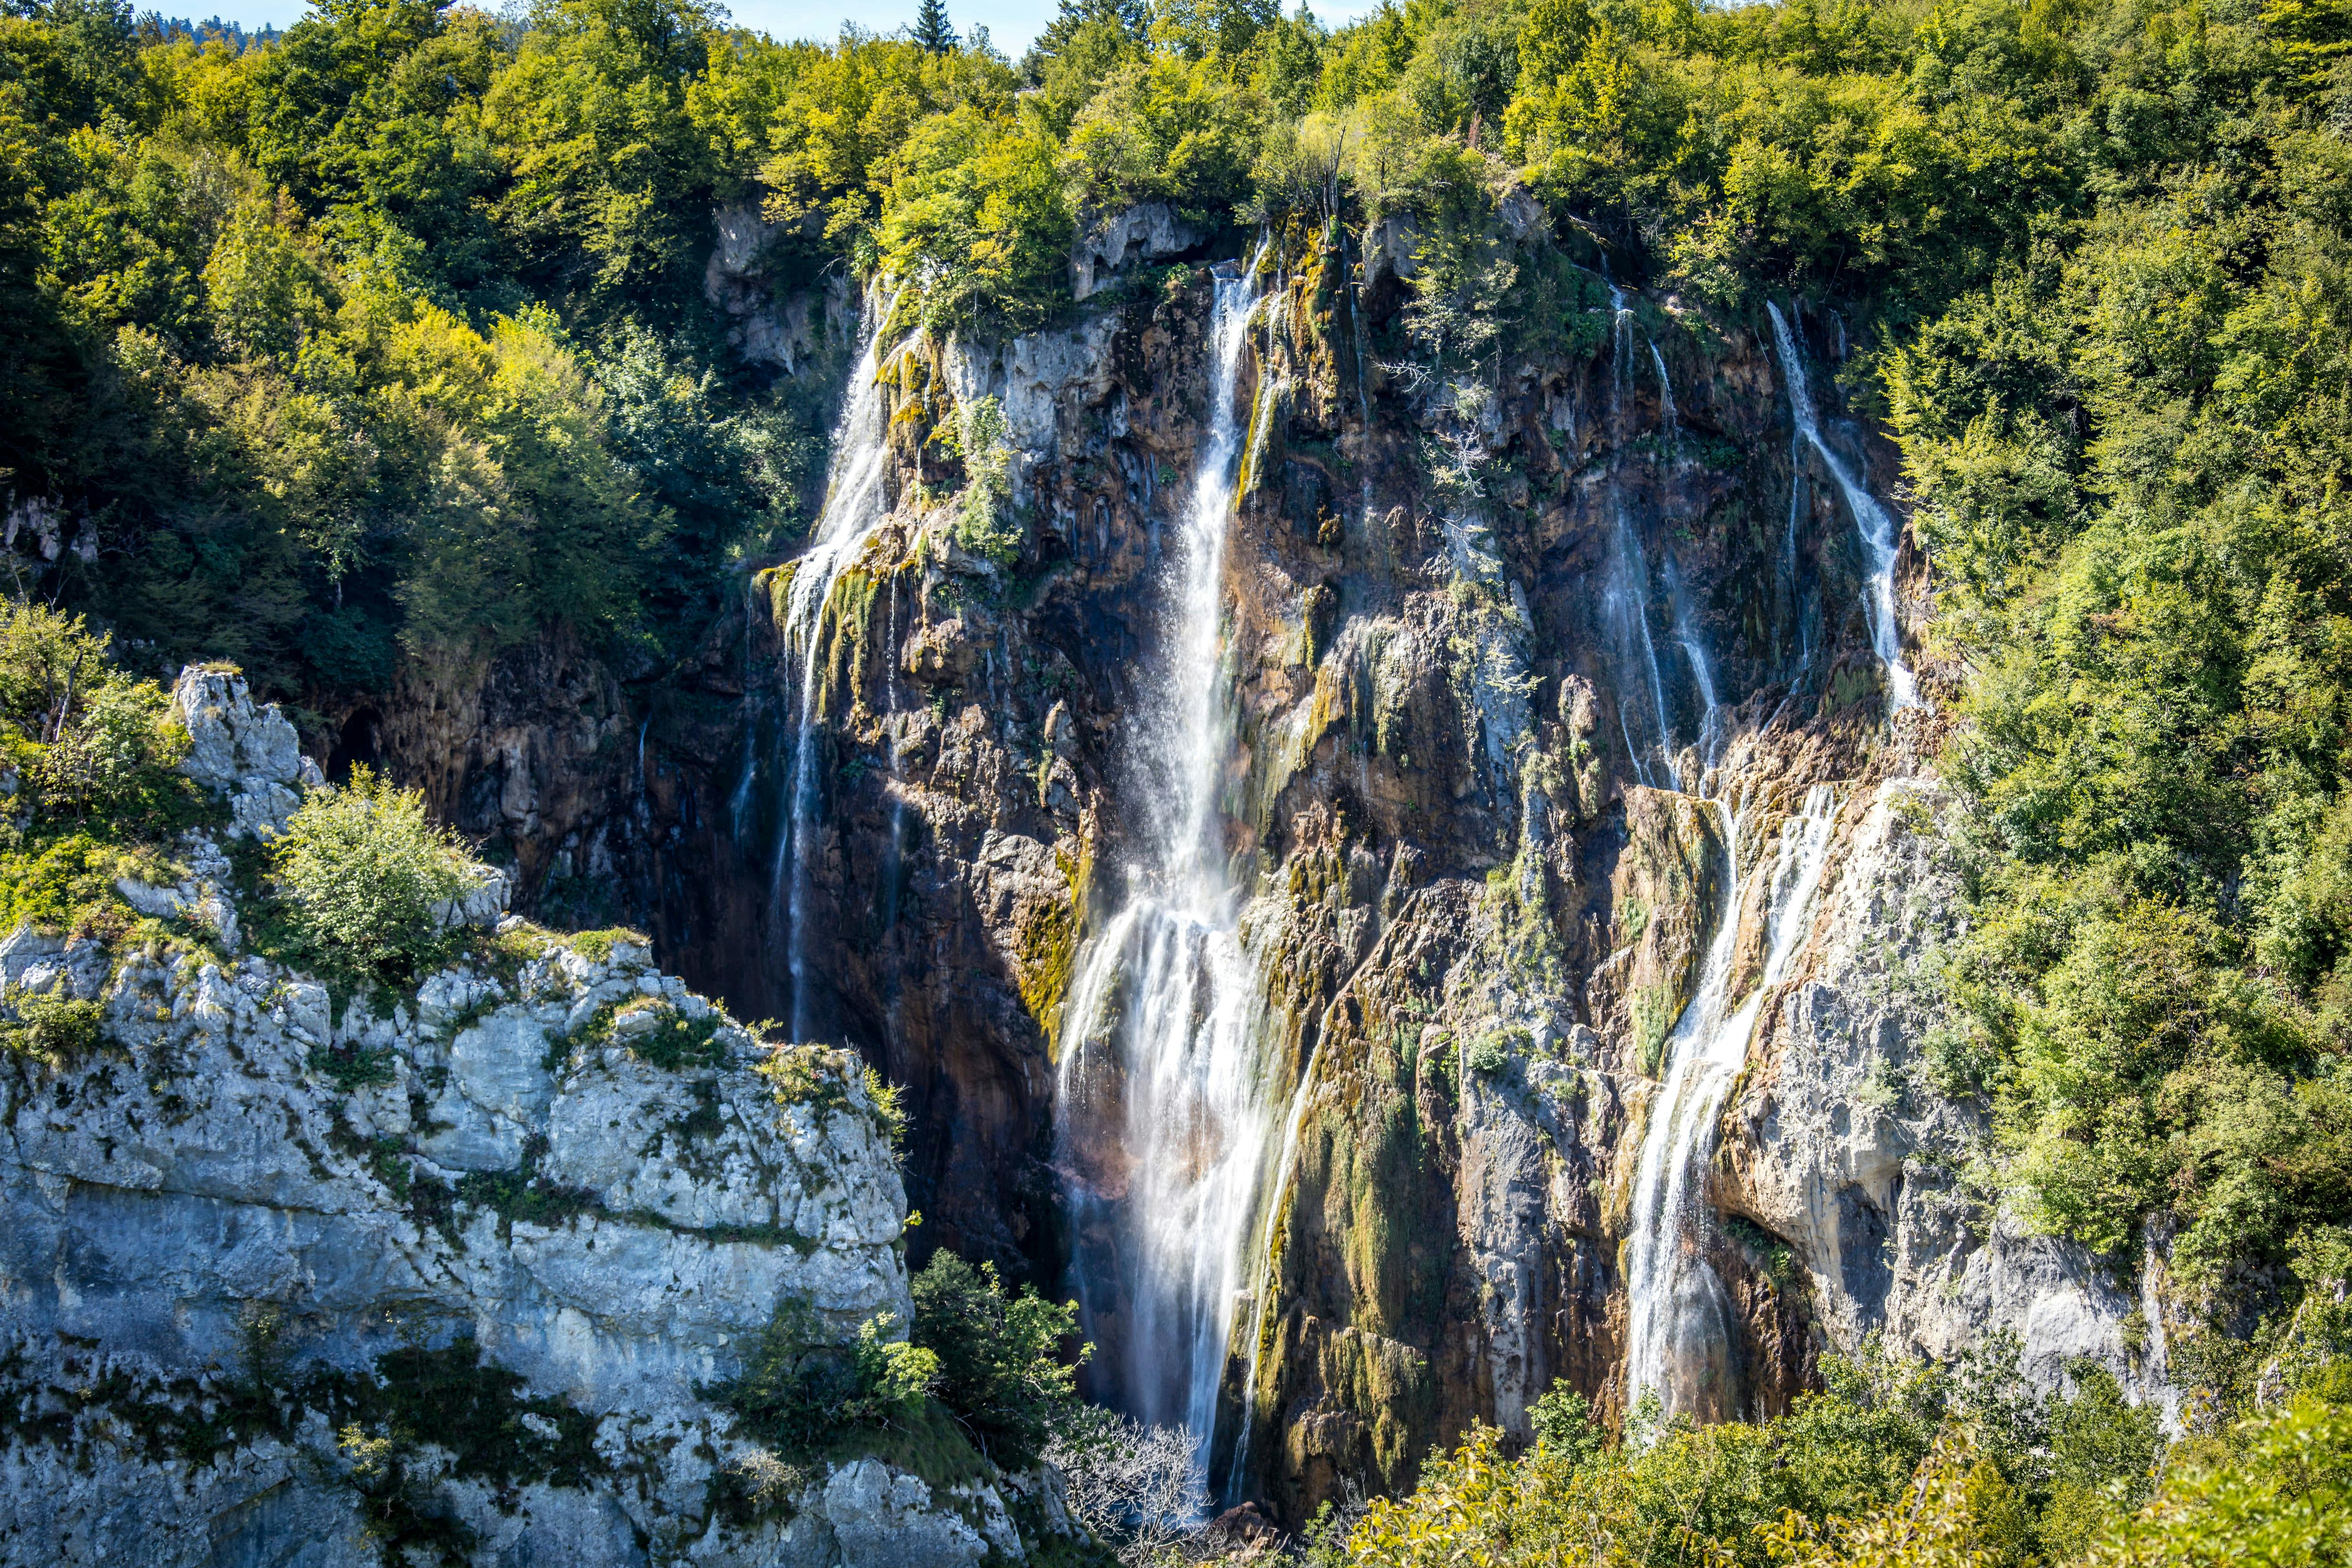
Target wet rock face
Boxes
[337,213,2160,1528]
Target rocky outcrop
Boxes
[1722,780,2175,1411]
[0,673,1042,1568]
[1071,203,1204,301]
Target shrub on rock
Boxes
[273,766,470,983]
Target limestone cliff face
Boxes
[336,206,2171,1527]
[0,679,1051,1568]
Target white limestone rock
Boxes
[1071,202,1201,301]
[1724,778,2177,1410]
[0,906,1018,1565]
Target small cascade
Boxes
[775,287,900,1041]
[1056,249,1276,1471]
[1766,302,1918,708]
[1784,425,1812,672]
[1602,287,1680,788]
[1648,339,1678,440]
[1663,557,1723,774]
[1621,784,1840,1419]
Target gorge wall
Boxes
[356,205,2177,1525]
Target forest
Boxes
[3,0,2352,1558]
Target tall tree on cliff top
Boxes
[911,0,954,52]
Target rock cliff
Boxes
[0,676,1047,1567]
[310,207,2175,1528]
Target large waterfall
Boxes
[1767,302,1919,708]
[1056,254,1276,1461]
[774,290,898,1041]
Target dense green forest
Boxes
[5,0,2352,1556]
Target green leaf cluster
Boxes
[270,763,470,987]
[714,1245,1083,1479]
[1351,1341,2191,1568]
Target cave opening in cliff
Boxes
[328,708,380,784]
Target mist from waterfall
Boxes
[1055,251,1275,1469]
[1621,784,1840,1419]
[776,288,899,1041]
[1767,302,1919,708]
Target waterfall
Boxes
[778,287,899,1040]
[1621,783,1839,1419]
[1603,287,1680,789]
[1648,340,1677,438]
[1766,303,1918,708]
[1056,251,1275,1468]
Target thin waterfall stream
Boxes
[1620,784,1839,1417]
[1055,251,1277,1472]
[1593,291,1846,1421]
[1767,302,1918,708]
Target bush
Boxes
[938,396,1020,567]
[1041,1405,1204,1560]
[714,1297,939,1460]
[0,602,203,837]
[907,1250,1083,1466]
[0,985,104,1062]
[2079,1393,2352,1566]
[271,765,471,984]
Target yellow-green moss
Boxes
[1018,848,1091,1059]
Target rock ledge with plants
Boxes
[0,634,1058,1567]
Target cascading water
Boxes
[1766,302,1918,708]
[1055,251,1275,1467]
[777,288,899,1040]
[1621,783,1840,1418]
[1603,287,1680,788]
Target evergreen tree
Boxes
[1035,0,1147,57]
[911,0,954,53]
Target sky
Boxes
[211,0,1383,59]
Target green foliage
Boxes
[0,984,103,1062]
[878,105,1072,334]
[603,999,727,1071]
[713,1297,941,1461]
[1062,52,1267,223]
[714,1246,1085,1488]
[1,0,815,701]
[906,1250,1083,1466]
[271,765,469,985]
[0,601,202,837]
[1352,1338,2280,1568]
[937,394,1020,565]
[1862,0,2352,1323]
[2083,1392,2352,1566]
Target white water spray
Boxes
[1767,303,1918,708]
[1621,783,1840,1418]
[779,288,900,1039]
[1056,251,1277,1466]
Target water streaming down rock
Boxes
[1767,302,1918,708]
[1621,783,1841,1418]
[1055,251,1275,1463]
[778,288,899,1041]
[1603,287,1682,788]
